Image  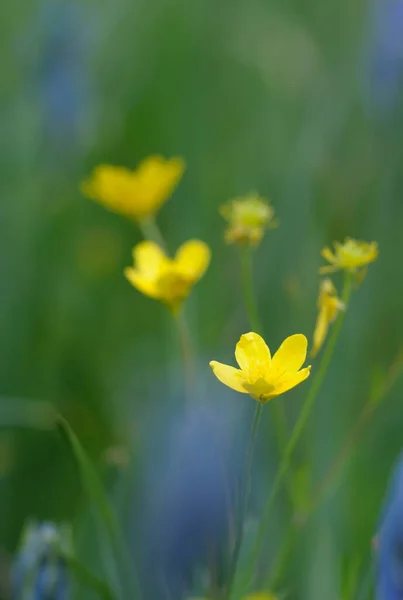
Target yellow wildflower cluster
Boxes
[220,192,277,246]
[311,237,379,357]
[82,155,210,312]
[80,154,380,600]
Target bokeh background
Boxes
[1,0,403,598]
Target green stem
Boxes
[240,245,289,470]
[240,246,263,333]
[245,273,353,587]
[175,310,196,400]
[138,216,167,250]
[265,343,403,590]
[56,417,142,600]
[266,525,295,590]
[226,402,262,599]
[64,554,115,600]
[139,218,196,399]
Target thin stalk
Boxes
[240,246,288,452]
[240,246,263,333]
[245,272,353,588]
[138,218,196,399]
[56,417,142,600]
[174,310,196,400]
[138,216,167,249]
[266,525,295,590]
[64,554,115,600]
[226,403,262,599]
[264,346,403,589]
[240,246,289,469]
[300,348,403,524]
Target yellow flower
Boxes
[312,278,345,358]
[124,240,210,313]
[320,237,378,274]
[220,193,278,246]
[81,155,185,220]
[210,332,311,404]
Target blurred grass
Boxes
[1,0,403,597]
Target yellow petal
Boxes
[175,240,211,281]
[209,361,248,393]
[138,155,185,185]
[312,308,329,358]
[124,267,160,299]
[321,246,336,264]
[136,155,185,214]
[235,332,271,377]
[267,366,311,399]
[81,165,135,215]
[271,334,308,375]
[132,241,167,277]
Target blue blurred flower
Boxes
[24,0,96,160]
[368,0,403,112]
[12,521,71,600]
[377,453,403,599]
[141,402,245,599]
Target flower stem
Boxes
[226,402,262,599]
[240,246,289,457]
[63,554,115,600]
[56,417,142,600]
[138,218,196,399]
[240,246,263,333]
[245,272,353,587]
[264,346,403,590]
[138,216,167,250]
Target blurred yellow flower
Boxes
[220,192,277,246]
[320,237,378,274]
[124,240,210,313]
[81,155,185,220]
[210,332,311,403]
[312,278,345,358]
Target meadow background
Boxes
[1,0,403,598]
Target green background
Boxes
[1,0,403,598]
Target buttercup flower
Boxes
[320,237,378,274]
[210,332,311,404]
[124,240,210,313]
[220,192,278,246]
[312,278,345,357]
[81,155,185,220]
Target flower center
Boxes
[157,269,190,301]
